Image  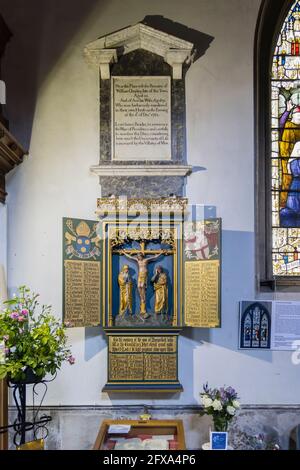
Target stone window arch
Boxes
[255,0,300,289]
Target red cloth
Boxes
[105,439,116,450]
[169,439,178,450]
[134,434,151,441]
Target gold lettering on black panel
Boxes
[144,354,177,381]
[64,260,100,327]
[109,336,176,353]
[184,260,219,327]
[109,354,144,381]
[108,335,178,382]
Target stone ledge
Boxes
[9,404,300,411]
[90,164,192,177]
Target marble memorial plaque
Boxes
[111,76,171,161]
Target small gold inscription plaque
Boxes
[109,336,176,353]
[64,260,100,326]
[184,260,220,327]
[109,354,144,381]
[108,335,178,382]
[144,354,177,380]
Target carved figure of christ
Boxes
[121,249,162,316]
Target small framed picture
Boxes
[239,301,271,349]
[210,432,228,450]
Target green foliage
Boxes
[0,286,74,381]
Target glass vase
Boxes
[213,416,228,433]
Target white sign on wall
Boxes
[271,302,300,351]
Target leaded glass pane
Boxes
[271,1,300,275]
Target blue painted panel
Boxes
[112,240,174,319]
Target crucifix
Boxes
[114,241,174,318]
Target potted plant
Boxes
[0,285,75,383]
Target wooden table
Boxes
[93,419,186,450]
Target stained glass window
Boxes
[271,0,300,276]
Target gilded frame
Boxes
[101,219,183,328]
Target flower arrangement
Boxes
[0,286,75,382]
[200,383,240,432]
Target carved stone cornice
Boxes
[84,23,194,80]
[165,49,193,79]
[96,196,188,215]
[0,122,27,203]
[84,48,117,79]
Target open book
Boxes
[114,437,171,450]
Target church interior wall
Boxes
[0,0,300,449]
[0,204,6,272]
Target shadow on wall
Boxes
[84,326,107,361]
[142,15,214,62]
[0,4,215,154]
[182,229,274,364]
[0,0,105,150]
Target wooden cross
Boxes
[114,241,174,256]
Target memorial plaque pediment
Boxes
[84,23,194,79]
